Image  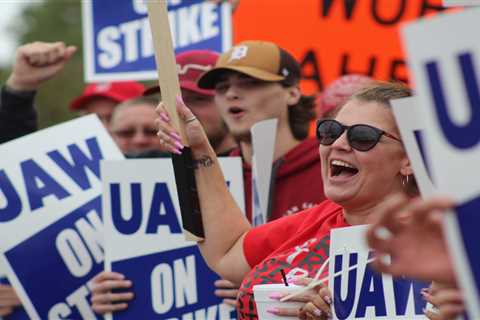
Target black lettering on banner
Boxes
[371,0,406,25]
[419,0,446,16]
[389,59,408,83]
[320,0,358,20]
[300,49,324,91]
[340,53,376,77]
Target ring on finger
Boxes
[185,116,197,124]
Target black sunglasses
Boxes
[316,119,402,151]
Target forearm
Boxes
[192,143,251,277]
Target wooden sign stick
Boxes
[146,1,185,141]
[147,1,205,242]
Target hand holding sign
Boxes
[423,283,465,320]
[287,277,332,320]
[367,194,456,284]
[155,98,210,154]
[90,271,133,314]
[0,283,21,317]
[213,279,239,307]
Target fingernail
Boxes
[421,288,429,294]
[174,141,184,150]
[266,308,279,315]
[176,94,184,105]
[160,112,170,122]
[324,295,332,304]
[170,132,181,140]
[173,148,182,155]
[422,307,427,314]
[126,280,132,286]
[313,308,322,317]
[269,292,283,300]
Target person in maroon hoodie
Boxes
[197,40,326,222]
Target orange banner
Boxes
[233,0,451,94]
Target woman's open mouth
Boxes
[329,159,359,180]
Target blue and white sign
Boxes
[101,158,244,319]
[0,116,124,319]
[82,0,232,82]
[329,226,428,320]
[391,96,435,198]
[402,8,480,319]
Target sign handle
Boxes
[147,1,204,242]
[146,0,186,143]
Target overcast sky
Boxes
[0,1,34,67]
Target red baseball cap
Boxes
[317,74,374,117]
[143,50,219,96]
[70,81,145,111]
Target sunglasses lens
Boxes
[317,120,343,145]
[348,125,382,151]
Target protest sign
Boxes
[402,8,480,318]
[233,0,450,94]
[391,96,435,197]
[101,158,244,319]
[329,225,428,320]
[82,0,232,82]
[0,115,124,319]
[251,119,277,226]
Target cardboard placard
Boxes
[101,158,244,319]
[82,0,232,82]
[0,116,123,319]
[402,8,480,318]
[329,226,428,319]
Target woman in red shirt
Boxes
[155,80,418,319]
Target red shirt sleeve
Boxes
[243,211,306,267]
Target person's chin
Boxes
[325,185,358,205]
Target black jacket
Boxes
[0,86,38,143]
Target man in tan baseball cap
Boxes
[197,40,326,307]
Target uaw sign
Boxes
[391,96,435,198]
[101,158,244,319]
[329,226,428,320]
[82,0,232,82]
[0,116,124,319]
[402,7,480,319]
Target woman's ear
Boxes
[286,85,301,106]
[399,157,414,176]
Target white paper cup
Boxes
[253,283,314,320]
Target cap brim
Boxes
[69,93,123,111]
[143,81,214,97]
[197,66,285,89]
